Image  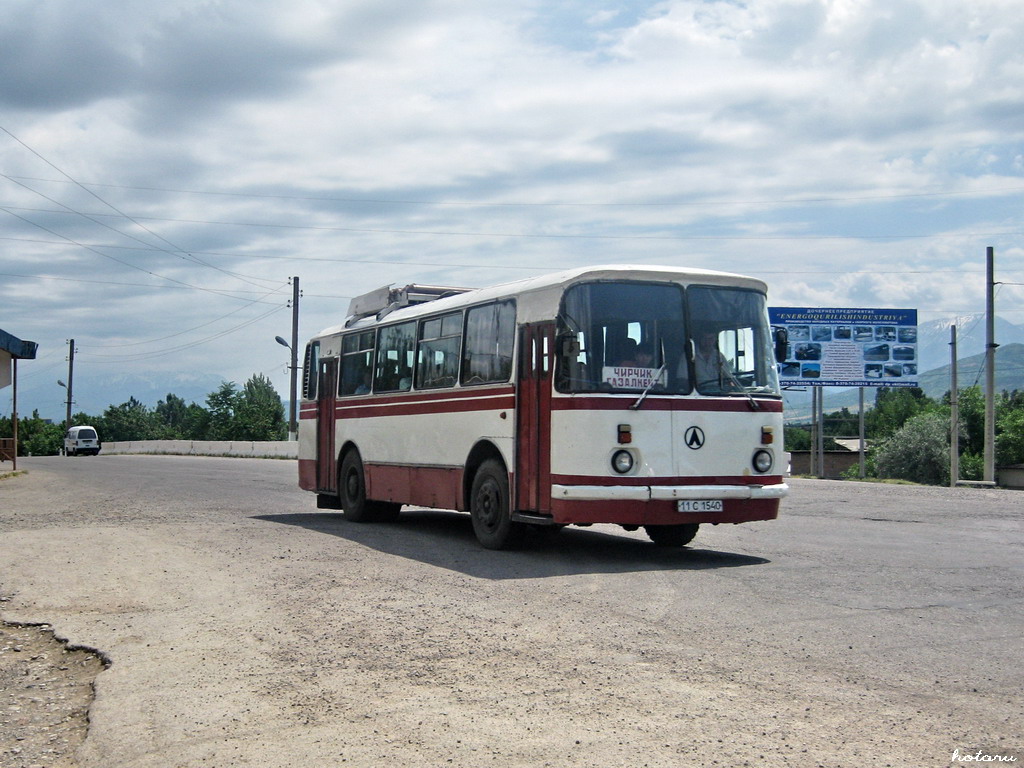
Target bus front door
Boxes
[516,322,555,514]
[317,358,338,493]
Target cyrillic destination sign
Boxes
[768,307,918,387]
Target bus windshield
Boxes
[556,281,780,397]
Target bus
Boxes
[298,265,788,550]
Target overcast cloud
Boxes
[2,0,1022,417]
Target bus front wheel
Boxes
[470,459,523,550]
[644,523,699,547]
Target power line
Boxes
[0,207,286,303]
[84,288,290,348]
[6,174,1024,208]
[0,271,288,300]
[0,125,281,289]
[84,304,287,362]
[2,203,1022,242]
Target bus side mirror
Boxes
[773,327,788,363]
[560,336,581,357]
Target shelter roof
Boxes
[0,328,39,359]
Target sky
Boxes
[2,0,1023,418]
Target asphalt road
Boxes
[1,455,1021,767]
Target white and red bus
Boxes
[298,265,788,549]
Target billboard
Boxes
[769,307,918,387]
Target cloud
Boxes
[2,0,1023,418]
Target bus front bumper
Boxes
[545,482,786,525]
[551,482,789,502]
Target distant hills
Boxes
[917,342,1024,400]
[11,371,229,422]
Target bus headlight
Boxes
[611,450,635,474]
[752,449,773,474]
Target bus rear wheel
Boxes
[470,459,523,550]
[340,451,373,522]
[339,450,401,523]
[644,523,699,547]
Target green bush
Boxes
[874,412,951,486]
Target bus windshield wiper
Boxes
[629,363,667,411]
[724,372,761,411]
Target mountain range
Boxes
[10,371,230,423]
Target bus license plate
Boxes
[677,499,723,513]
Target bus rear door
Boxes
[317,358,338,493]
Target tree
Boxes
[154,393,190,438]
[865,387,936,440]
[235,374,287,441]
[996,394,1024,467]
[874,412,951,486]
[205,382,242,441]
[98,397,158,442]
[4,410,64,456]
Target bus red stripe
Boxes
[551,396,783,413]
[551,474,784,487]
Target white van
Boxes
[64,425,101,456]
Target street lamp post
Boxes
[276,336,298,441]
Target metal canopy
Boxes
[0,328,39,360]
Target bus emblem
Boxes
[684,426,705,450]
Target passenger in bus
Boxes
[355,371,371,395]
[632,342,655,368]
[612,338,638,366]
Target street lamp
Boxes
[276,336,298,441]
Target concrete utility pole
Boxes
[289,276,300,441]
[12,358,18,471]
[950,324,959,487]
[984,247,996,484]
[63,338,75,431]
[276,277,301,441]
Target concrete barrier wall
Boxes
[102,440,298,459]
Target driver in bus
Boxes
[693,331,730,388]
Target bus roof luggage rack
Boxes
[346,283,470,326]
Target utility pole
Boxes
[64,338,75,431]
[11,358,18,471]
[984,247,996,484]
[950,324,959,487]
[288,276,300,441]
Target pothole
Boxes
[1,622,108,768]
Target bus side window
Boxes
[417,312,462,389]
[374,321,417,392]
[461,300,516,385]
[340,331,375,396]
[302,341,320,399]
